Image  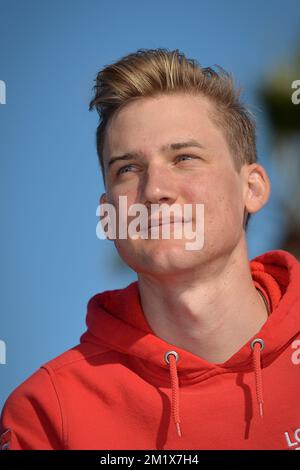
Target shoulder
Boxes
[3,340,110,410]
[42,340,110,372]
[0,341,110,449]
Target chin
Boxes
[118,239,200,274]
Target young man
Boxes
[1,48,300,450]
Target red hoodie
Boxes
[1,249,300,450]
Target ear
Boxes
[243,163,271,216]
[100,192,107,206]
[98,192,114,242]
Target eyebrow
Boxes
[107,139,206,168]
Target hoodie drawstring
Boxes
[164,350,182,438]
[250,338,265,418]
[164,339,265,439]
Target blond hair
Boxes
[89,48,257,229]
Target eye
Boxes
[117,164,136,175]
[176,154,199,162]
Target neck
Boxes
[137,242,269,364]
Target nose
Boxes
[140,163,178,206]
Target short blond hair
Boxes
[89,48,257,229]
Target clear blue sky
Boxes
[0,0,299,408]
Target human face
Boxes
[101,93,252,277]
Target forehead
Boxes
[103,93,230,160]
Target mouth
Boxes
[147,218,192,229]
[148,217,191,227]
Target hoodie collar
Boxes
[82,250,300,371]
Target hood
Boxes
[80,249,300,438]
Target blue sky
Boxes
[0,0,299,408]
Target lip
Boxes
[147,218,192,228]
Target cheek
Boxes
[108,186,138,213]
[221,173,244,213]
[181,174,221,210]
[180,174,208,202]
[108,187,146,242]
[184,172,243,222]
